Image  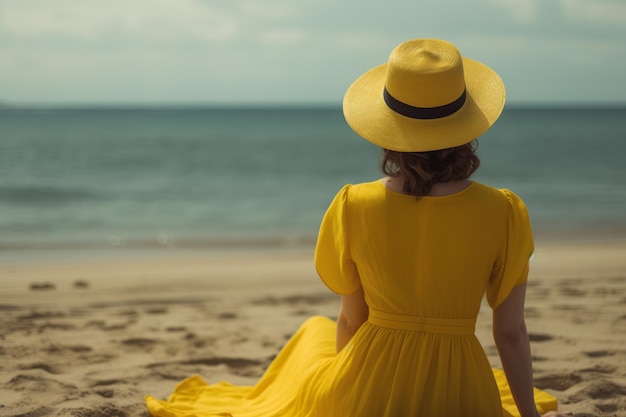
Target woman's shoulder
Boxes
[471,182,529,212]
[471,182,521,199]
[345,180,388,200]
[349,180,383,192]
[328,181,385,208]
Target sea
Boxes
[1,105,625,262]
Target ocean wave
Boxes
[0,234,317,251]
[0,185,97,205]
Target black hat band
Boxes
[383,87,467,120]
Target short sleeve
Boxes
[487,190,534,309]
[314,185,361,295]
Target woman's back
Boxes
[315,180,533,317]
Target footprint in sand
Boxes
[95,388,115,398]
[583,349,620,358]
[29,282,56,291]
[147,357,265,379]
[18,362,61,375]
[559,287,587,297]
[182,332,216,348]
[120,338,159,350]
[57,405,128,417]
[579,364,617,374]
[182,357,263,368]
[144,306,168,315]
[8,374,77,391]
[583,380,626,400]
[91,378,123,387]
[36,322,77,332]
[86,319,134,331]
[18,311,65,320]
[44,344,92,354]
[533,371,582,391]
[595,402,619,413]
[251,293,336,306]
[166,326,187,332]
[528,333,554,342]
[72,280,89,289]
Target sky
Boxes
[1,0,625,106]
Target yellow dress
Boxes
[146,180,558,417]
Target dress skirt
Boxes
[146,316,557,417]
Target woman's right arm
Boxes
[493,272,573,417]
[493,283,539,417]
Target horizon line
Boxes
[1,100,625,110]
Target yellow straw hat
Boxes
[343,39,506,152]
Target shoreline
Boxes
[2,240,625,295]
[1,226,625,266]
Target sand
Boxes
[1,241,625,416]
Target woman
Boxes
[146,39,572,417]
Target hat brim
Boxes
[343,57,506,152]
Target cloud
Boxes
[238,1,295,20]
[462,33,623,65]
[0,2,103,38]
[484,0,539,23]
[561,0,626,25]
[0,0,240,43]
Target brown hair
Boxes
[381,140,480,197]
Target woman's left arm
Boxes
[336,286,369,353]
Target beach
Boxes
[0,241,625,416]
